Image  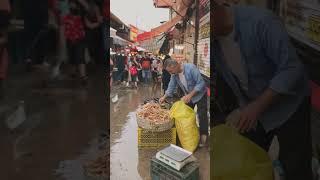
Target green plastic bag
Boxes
[170,101,199,152]
[211,125,273,180]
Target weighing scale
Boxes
[156,144,197,171]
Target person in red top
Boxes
[63,0,88,85]
[141,54,152,84]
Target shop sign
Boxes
[199,13,210,40]
[197,38,210,77]
[130,25,138,42]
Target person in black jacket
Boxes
[161,55,171,95]
[22,0,48,69]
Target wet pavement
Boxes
[110,84,210,180]
[0,64,107,180]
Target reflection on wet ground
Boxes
[110,84,209,180]
[0,65,107,180]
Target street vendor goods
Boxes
[136,102,173,132]
[212,125,273,180]
[170,101,199,153]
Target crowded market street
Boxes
[110,84,210,179]
[110,0,211,179]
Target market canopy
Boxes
[111,35,130,46]
[150,12,185,37]
[153,0,174,8]
[138,0,193,40]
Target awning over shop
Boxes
[150,0,194,37]
[110,28,117,37]
[110,12,125,28]
[137,31,153,42]
[151,14,184,37]
[153,0,174,8]
[111,35,130,46]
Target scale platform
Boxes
[156,144,197,171]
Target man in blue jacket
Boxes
[213,1,311,179]
[159,58,208,147]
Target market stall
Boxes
[278,0,320,123]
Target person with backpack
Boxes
[141,54,152,84]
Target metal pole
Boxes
[193,0,199,65]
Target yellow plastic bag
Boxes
[170,101,199,152]
[211,125,273,180]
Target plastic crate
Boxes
[138,127,176,149]
[150,156,199,180]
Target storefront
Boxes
[197,0,210,105]
[275,0,320,121]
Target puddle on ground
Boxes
[110,112,144,180]
[55,136,107,180]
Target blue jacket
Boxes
[213,5,310,132]
[165,63,206,103]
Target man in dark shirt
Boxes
[115,51,126,84]
[22,0,49,68]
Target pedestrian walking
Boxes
[213,2,311,179]
[159,58,208,147]
[22,0,49,71]
[141,54,152,84]
[84,0,103,65]
[110,58,113,88]
[151,57,159,83]
[162,55,171,95]
[128,58,139,88]
[156,59,162,83]
[63,0,88,86]
[136,54,143,83]
[0,27,9,100]
[0,2,11,99]
[115,50,127,85]
[122,52,129,85]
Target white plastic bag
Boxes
[6,101,26,130]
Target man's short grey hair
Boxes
[163,58,178,69]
